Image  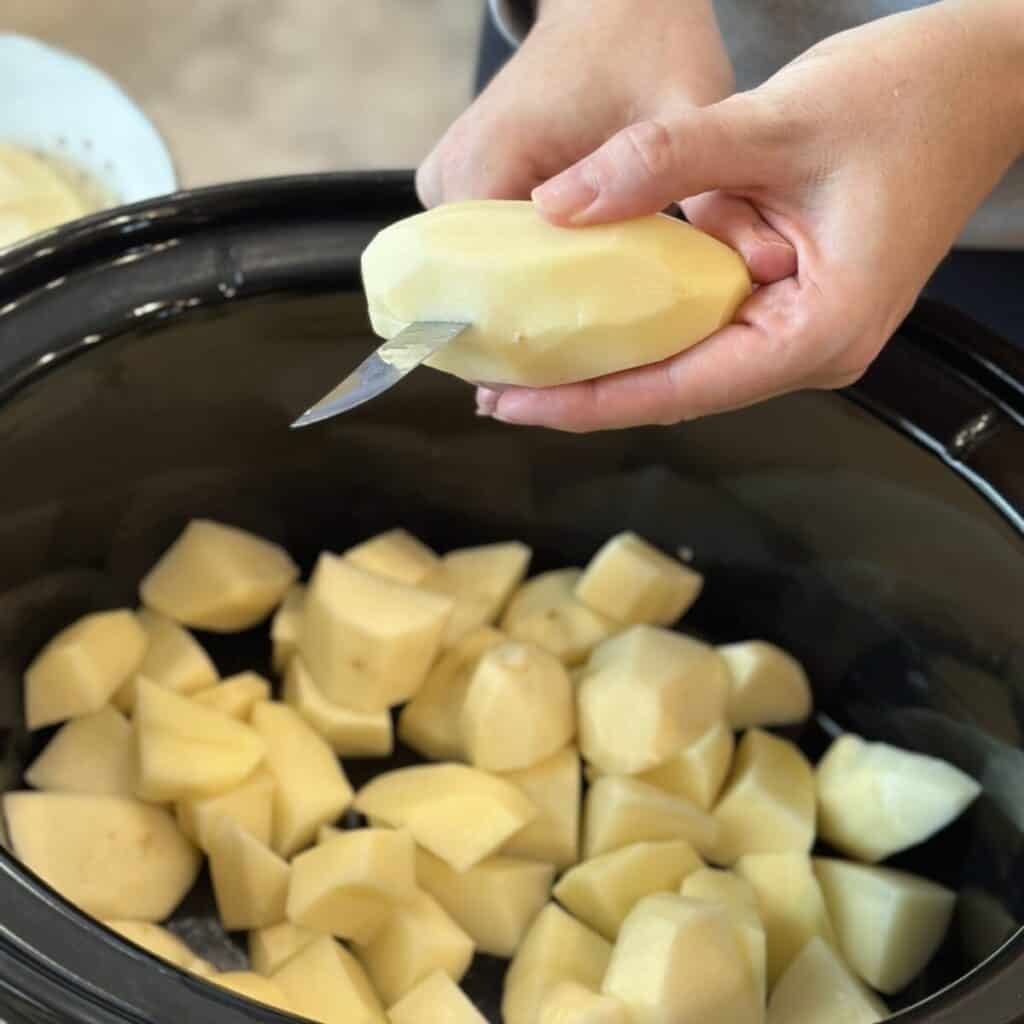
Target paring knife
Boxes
[290,321,469,429]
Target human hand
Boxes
[476,0,1024,431]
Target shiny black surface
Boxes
[0,173,1021,1024]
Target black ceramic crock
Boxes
[0,173,1021,1024]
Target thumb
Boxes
[531,98,779,225]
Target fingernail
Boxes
[532,168,598,224]
[475,387,501,417]
[752,221,791,247]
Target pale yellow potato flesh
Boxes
[501,569,618,666]
[461,640,575,772]
[500,746,582,869]
[24,609,147,729]
[133,678,267,802]
[719,641,812,730]
[362,200,751,388]
[553,839,704,941]
[397,626,505,761]
[270,583,306,675]
[3,791,200,920]
[103,920,213,976]
[192,672,270,720]
[354,763,536,872]
[415,848,554,958]
[387,968,487,1024]
[538,981,630,1024]
[814,858,956,995]
[578,626,729,774]
[284,656,393,757]
[344,528,440,585]
[767,937,887,1024]
[272,935,386,1024]
[421,541,531,647]
[582,776,719,860]
[712,728,816,864]
[140,519,299,632]
[736,853,837,988]
[355,889,475,1006]
[248,921,320,976]
[114,608,219,712]
[176,768,274,853]
[503,903,613,1024]
[602,894,761,1024]
[0,144,91,248]
[209,820,290,931]
[25,706,136,796]
[250,701,354,857]
[635,721,735,810]
[300,553,453,711]
[816,733,982,863]
[575,533,704,627]
[209,971,294,1013]
[287,829,417,945]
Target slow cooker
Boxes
[0,173,1020,1024]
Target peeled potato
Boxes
[539,982,630,1024]
[635,721,734,810]
[192,672,270,721]
[816,733,982,863]
[344,528,440,585]
[0,144,90,248]
[25,706,136,796]
[24,609,147,729]
[176,768,274,853]
[387,969,487,1024]
[249,921,319,976]
[300,553,453,711]
[718,641,812,730]
[461,640,575,771]
[103,920,213,975]
[210,971,294,1013]
[270,583,305,675]
[362,200,751,387]
[209,820,290,931]
[503,903,613,1024]
[140,519,299,632]
[4,791,200,920]
[575,533,703,627]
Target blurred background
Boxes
[3,0,482,187]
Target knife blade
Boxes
[290,320,469,429]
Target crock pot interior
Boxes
[0,179,1021,1023]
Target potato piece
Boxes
[387,969,486,1024]
[104,920,213,975]
[283,656,393,757]
[250,701,353,857]
[114,608,219,712]
[816,733,982,863]
[210,971,293,1012]
[462,641,575,771]
[25,706,136,796]
[538,982,630,1024]
[273,935,386,1024]
[500,746,581,869]
[502,569,618,666]
[3,791,200,920]
[300,553,453,712]
[140,519,299,632]
[421,541,531,647]
[134,678,266,802]
[270,582,305,676]
[814,858,956,995]
[575,533,703,627]
[192,672,270,720]
[636,721,734,810]
[767,937,887,1024]
[288,829,417,945]
[354,763,536,872]
[719,641,812,730]
[554,840,703,941]
[356,889,475,1005]
[175,768,274,852]
[209,820,290,931]
[344,528,440,585]
[24,609,146,729]
[415,848,554,957]
[363,201,751,388]
[249,921,320,976]
[578,627,729,774]
[736,853,836,988]
[602,894,761,1024]
[712,729,815,864]
[582,776,718,859]
[398,626,504,761]
[503,903,613,1024]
